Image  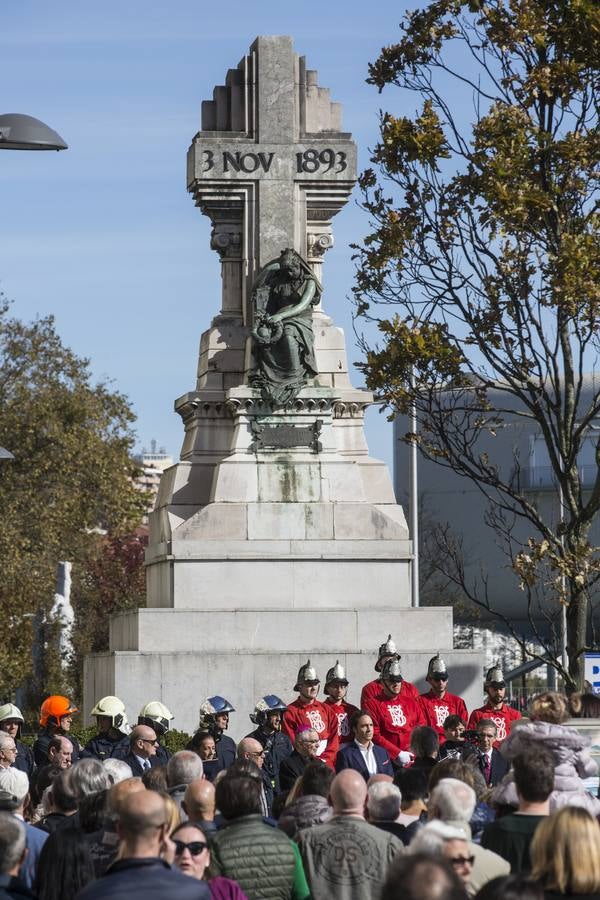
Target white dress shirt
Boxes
[355,739,377,776]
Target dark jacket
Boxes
[76,856,210,900]
[278,794,331,840]
[0,875,35,900]
[476,748,509,787]
[335,741,394,781]
[215,734,236,769]
[36,812,77,834]
[33,730,81,767]
[278,752,308,794]
[120,752,161,778]
[13,742,35,781]
[246,729,293,795]
[209,814,298,900]
[82,733,129,761]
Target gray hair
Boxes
[296,729,318,745]
[103,758,133,784]
[409,820,468,857]
[477,718,498,735]
[0,768,28,806]
[0,813,25,874]
[70,758,111,800]
[367,782,402,822]
[166,750,203,787]
[0,735,15,754]
[429,778,476,824]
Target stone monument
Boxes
[84,36,482,737]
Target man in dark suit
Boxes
[335,710,394,781]
[475,719,509,787]
[278,727,320,793]
[121,725,161,778]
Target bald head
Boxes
[238,738,262,757]
[130,725,157,761]
[118,789,166,845]
[330,769,367,817]
[183,778,215,822]
[108,777,145,815]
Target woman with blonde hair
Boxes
[530,806,600,898]
[492,691,600,815]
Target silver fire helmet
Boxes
[249,695,287,726]
[324,660,349,693]
[381,657,403,683]
[427,653,449,678]
[294,659,320,691]
[485,663,505,685]
[375,634,400,672]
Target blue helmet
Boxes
[198,696,235,730]
[249,695,287,726]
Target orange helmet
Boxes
[39,695,78,728]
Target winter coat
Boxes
[277,794,332,840]
[492,720,600,815]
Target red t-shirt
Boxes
[325,698,360,744]
[360,677,420,708]
[364,687,426,757]
[283,698,340,768]
[467,703,522,748]
[420,690,468,742]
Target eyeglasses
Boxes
[449,856,475,868]
[173,840,208,857]
[431,674,449,681]
[248,750,265,758]
[140,738,159,746]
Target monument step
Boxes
[109,606,455,654]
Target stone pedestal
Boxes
[83,35,483,737]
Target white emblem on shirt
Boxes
[491,715,506,741]
[434,704,449,728]
[337,711,349,737]
[388,704,407,728]
[306,709,325,733]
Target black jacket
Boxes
[0,875,35,900]
[13,742,35,781]
[120,752,161,778]
[215,734,236,769]
[33,730,81,767]
[246,728,293,794]
[82,733,129,761]
[278,751,309,794]
[76,856,210,900]
[476,747,509,786]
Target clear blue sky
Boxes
[0,2,418,473]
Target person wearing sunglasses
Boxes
[420,654,468,744]
[121,725,161,777]
[172,823,247,899]
[468,664,521,749]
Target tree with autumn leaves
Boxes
[354,0,599,688]
[0,301,148,702]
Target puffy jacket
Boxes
[492,720,600,815]
[209,814,298,899]
[278,794,331,840]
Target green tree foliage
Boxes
[354,0,600,688]
[0,301,147,699]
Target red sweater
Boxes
[420,690,468,742]
[364,688,426,757]
[467,703,522,748]
[325,698,359,745]
[283,698,340,768]
[360,677,420,708]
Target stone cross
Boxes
[187,36,357,327]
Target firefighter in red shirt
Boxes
[323,661,358,745]
[364,657,426,765]
[283,660,339,768]
[420,653,468,743]
[360,634,421,707]
[467,663,521,748]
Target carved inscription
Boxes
[200,148,346,176]
[250,420,323,453]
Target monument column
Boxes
[83,36,482,735]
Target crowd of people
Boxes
[0,636,598,900]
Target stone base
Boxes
[84,602,485,739]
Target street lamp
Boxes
[0,114,67,151]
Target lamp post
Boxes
[0,114,67,151]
